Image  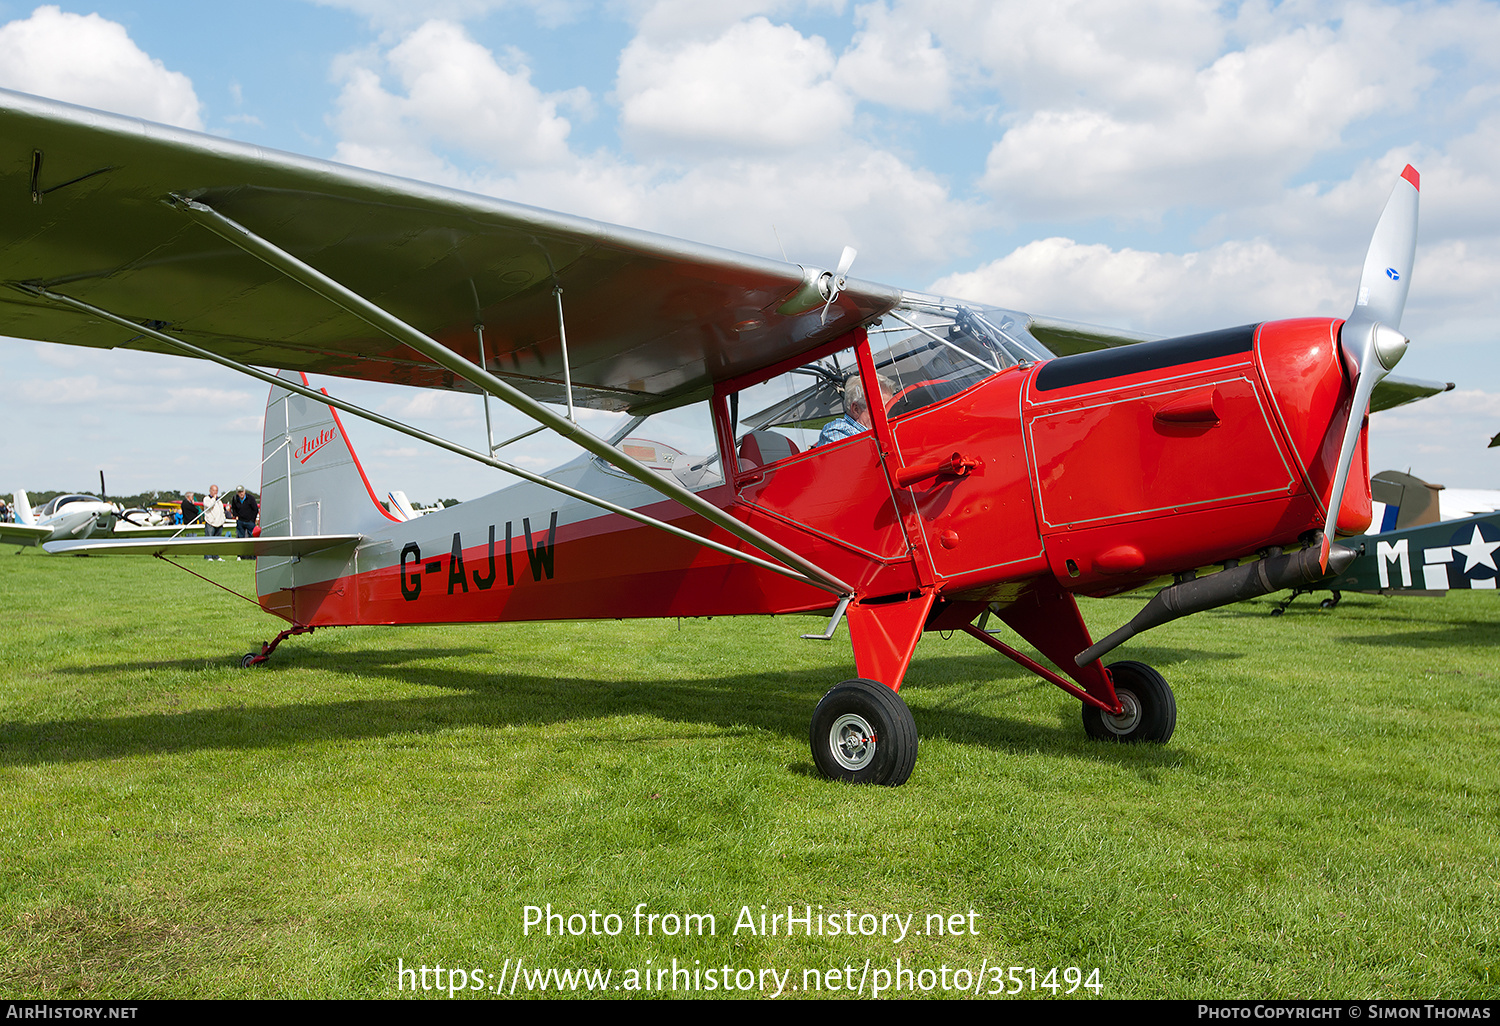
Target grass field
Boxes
[1,547,1496,999]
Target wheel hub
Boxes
[1101,689,1141,735]
[829,713,877,771]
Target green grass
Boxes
[1,548,1497,999]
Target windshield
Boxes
[39,494,100,516]
[867,297,1046,419]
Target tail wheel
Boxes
[810,678,918,786]
[1082,661,1176,743]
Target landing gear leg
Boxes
[1270,588,1311,616]
[810,679,918,785]
[239,625,314,668]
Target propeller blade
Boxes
[1352,165,1419,331]
[835,245,857,278]
[819,246,858,325]
[1318,166,1420,570]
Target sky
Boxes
[1,0,1498,503]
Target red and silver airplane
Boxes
[0,89,1449,785]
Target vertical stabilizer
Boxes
[13,490,34,526]
[387,490,416,521]
[256,372,398,612]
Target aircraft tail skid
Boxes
[256,372,399,609]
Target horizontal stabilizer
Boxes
[1370,374,1454,413]
[44,534,361,557]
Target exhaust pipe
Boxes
[1074,534,1356,667]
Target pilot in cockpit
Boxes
[816,372,894,446]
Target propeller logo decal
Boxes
[1386,267,1400,280]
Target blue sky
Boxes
[2,0,1498,502]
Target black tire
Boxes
[810,678,918,786]
[1082,661,1176,744]
[240,652,260,668]
[1321,591,1342,609]
[1270,607,1284,617]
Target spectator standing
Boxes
[202,484,227,560]
[229,486,259,561]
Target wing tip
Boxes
[1401,164,1420,191]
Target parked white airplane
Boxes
[386,491,444,521]
[112,507,206,538]
[1,491,116,547]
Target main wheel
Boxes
[810,678,918,786]
[1082,661,1176,743]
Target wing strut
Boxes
[18,287,851,598]
[165,194,853,597]
[553,286,577,424]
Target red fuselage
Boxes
[261,319,1368,650]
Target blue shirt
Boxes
[816,415,866,446]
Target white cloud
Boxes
[834,2,951,112]
[979,6,1432,219]
[0,6,203,128]
[930,236,1341,335]
[330,20,578,175]
[1370,388,1500,487]
[914,0,1225,110]
[163,387,256,409]
[323,17,974,280]
[312,0,586,30]
[617,17,852,154]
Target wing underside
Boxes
[0,89,900,412]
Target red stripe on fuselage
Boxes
[259,493,921,627]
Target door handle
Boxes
[896,452,981,488]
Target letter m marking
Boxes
[1377,539,1411,588]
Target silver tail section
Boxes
[256,371,393,606]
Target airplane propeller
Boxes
[819,245,858,324]
[1317,165,1420,571]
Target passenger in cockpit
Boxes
[816,373,893,446]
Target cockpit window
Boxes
[592,400,724,492]
[38,494,99,516]
[867,297,1046,418]
[731,344,865,465]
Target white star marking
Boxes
[1450,525,1500,574]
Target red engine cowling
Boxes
[1255,318,1372,537]
[1022,318,1371,595]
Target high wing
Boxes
[44,534,361,557]
[0,88,1452,418]
[0,89,899,412]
